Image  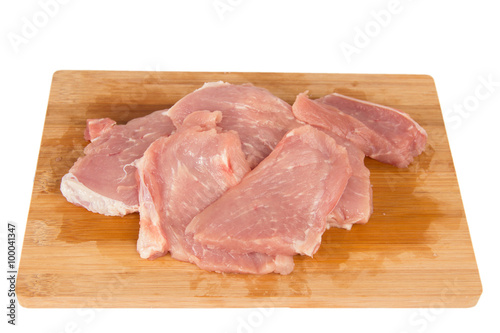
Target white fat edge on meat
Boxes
[283,130,297,139]
[60,173,138,216]
[137,172,161,228]
[140,132,157,140]
[292,220,324,257]
[197,81,230,91]
[135,157,168,259]
[116,161,139,183]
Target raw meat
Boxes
[167,81,300,168]
[84,118,116,141]
[316,93,428,167]
[186,125,352,257]
[136,111,293,274]
[326,137,372,230]
[60,82,429,275]
[61,109,176,216]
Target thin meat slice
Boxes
[136,111,293,274]
[61,109,176,216]
[293,93,389,164]
[326,137,372,230]
[84,118,116,141]
[186,125,352,257]
[317,93,427,168]
[167,81,300,168]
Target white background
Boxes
[1,0,499,332]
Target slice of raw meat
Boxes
[291,102,373,229]
[316,93,428,168]
[136,111,293,274]
[166,81,300,168]
[326,137,372,230]
[84,118,116,141]
[61,109,176,216]
[186,125,352,257]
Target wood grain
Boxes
[16,71,482,308]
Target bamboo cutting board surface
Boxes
[17,71,482,308]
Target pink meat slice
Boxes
[84,118,116,141]
[186,125,352,257]
[135,111,294,274]
[317,93,428,168]
[166,81,300,168]
[291,94,377,229]
[60,109,176,216]
[326,137,372,230]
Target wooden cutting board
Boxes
[17,71,482,308]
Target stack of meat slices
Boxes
[61,81,427,275]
